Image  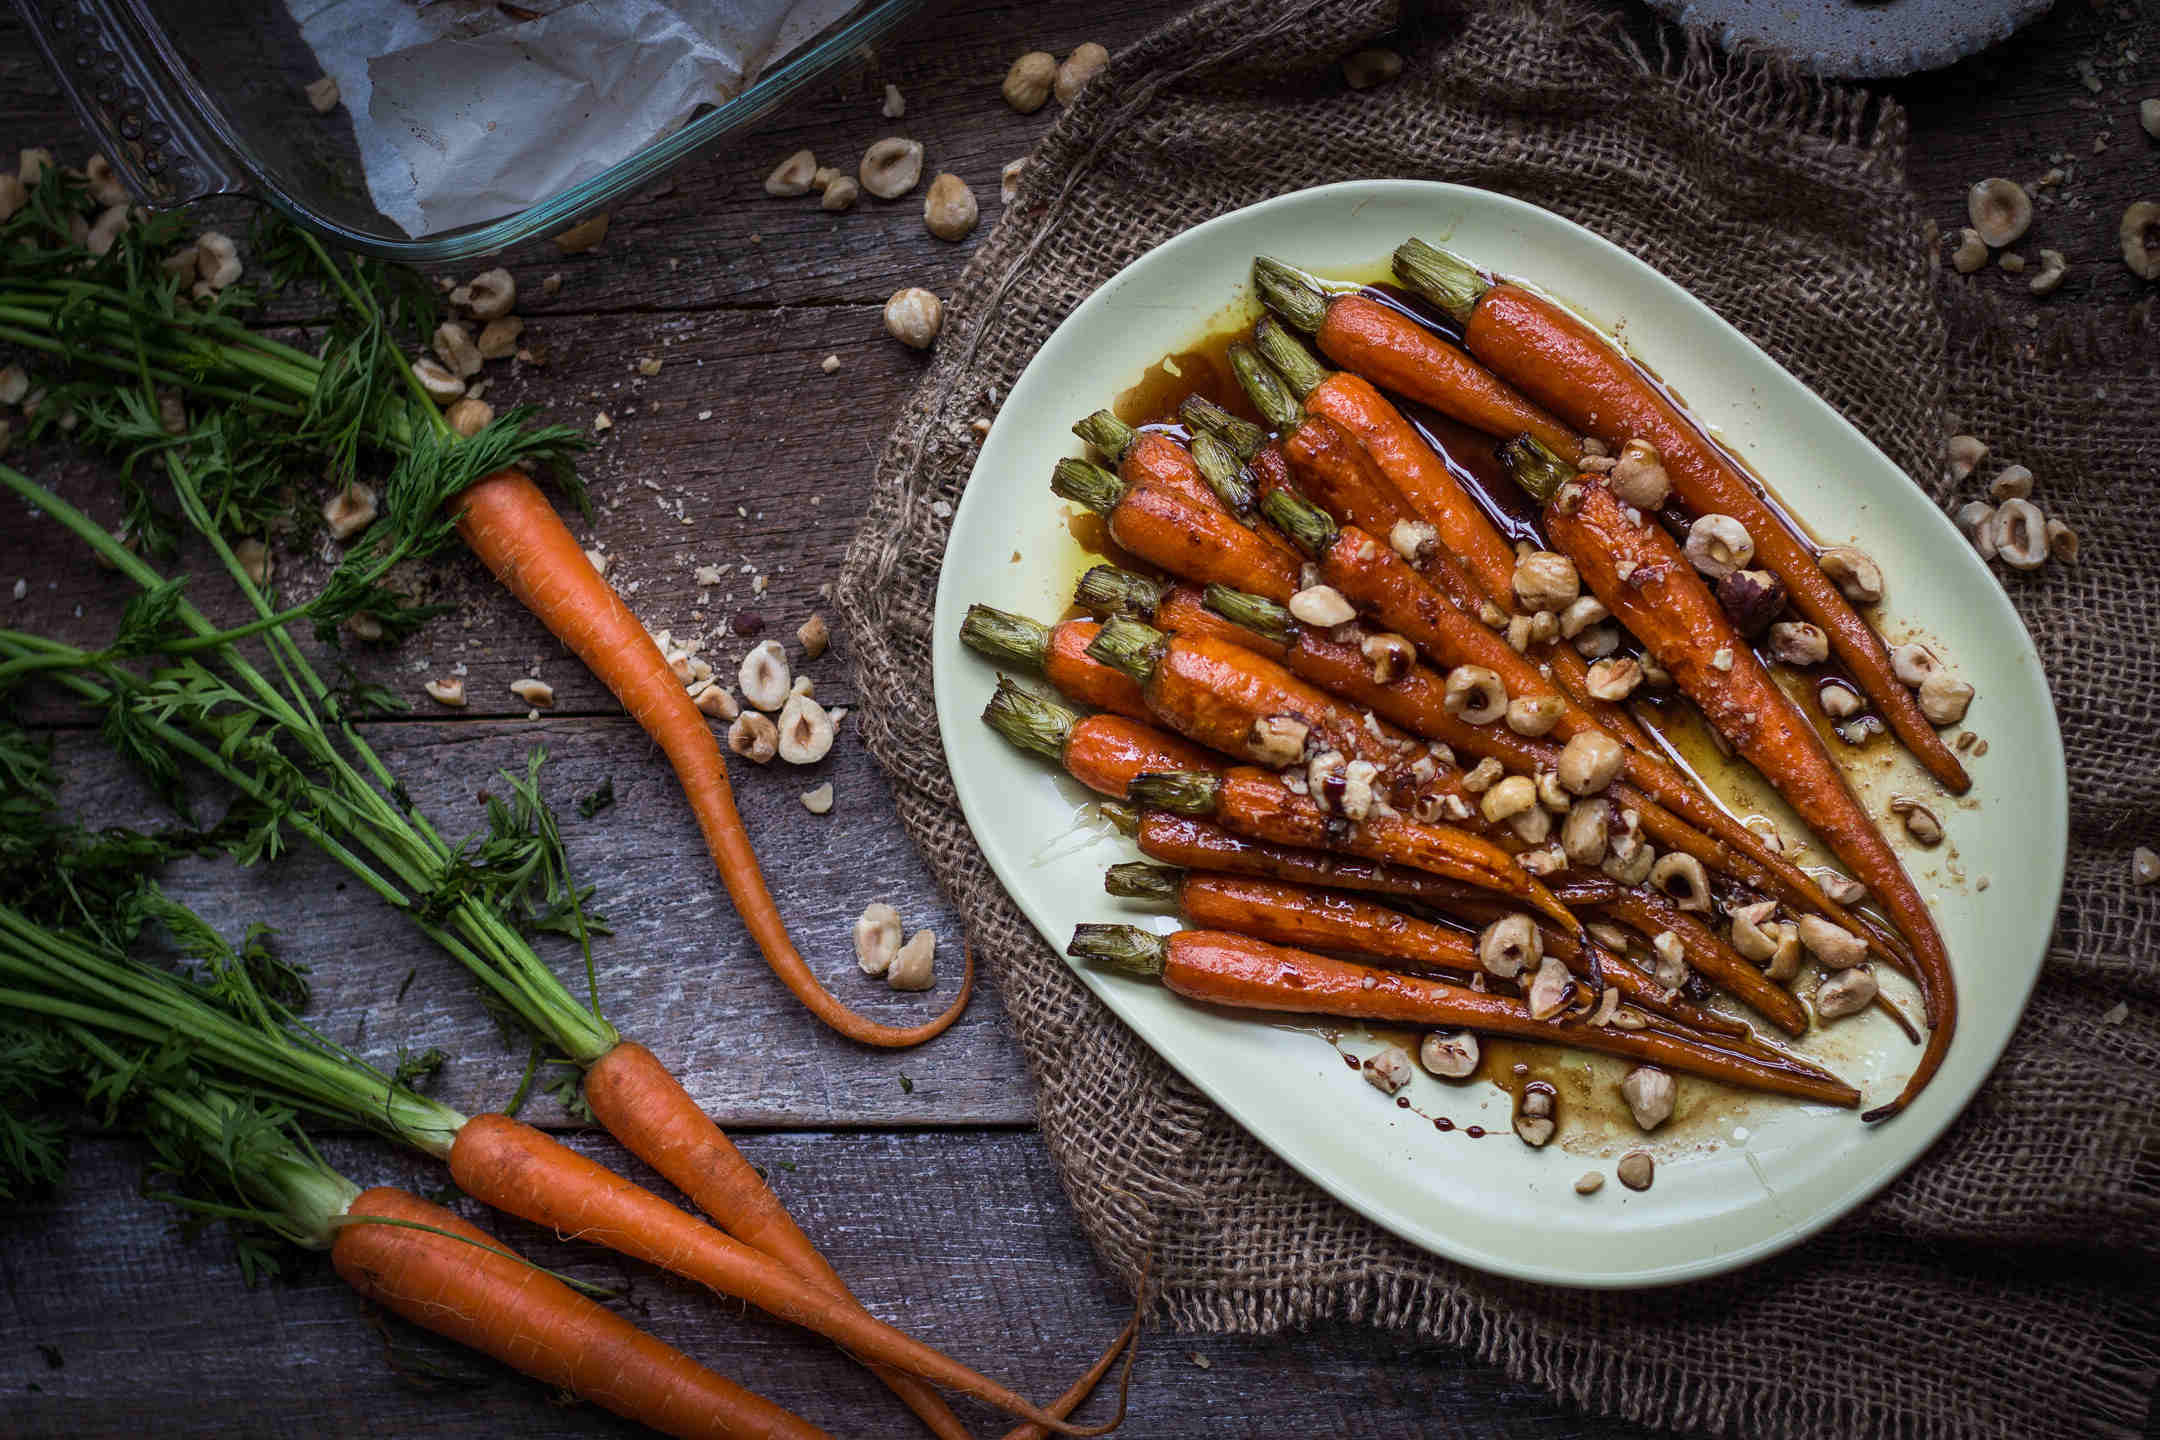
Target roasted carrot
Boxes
[1503,440,1954,1121]
[1590,890,1809,1036]
[454,471,969,1050]
[334,1186,832,1440]
[1391,238,1969,793]
[1070,927,1858,1106]
[1251,257,1582,465]
[1255,487,1904,960]
[1126,767,1576,931]
[983,675,1221,798]
[1178,393,1267,462]
[1123,812,1743,1036]
[440,1114,1110,1433]
[1108,863,1480,975]
[1075,409,1234,513]
[963,604,1152,721]
[1085,615,1416,770]
[1051,457,1303,600]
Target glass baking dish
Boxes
[14,0,925,261]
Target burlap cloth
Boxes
[837,4,2160,1435]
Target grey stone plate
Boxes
[1644,0,2058,78]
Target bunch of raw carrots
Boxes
[965,238,1976,1149]
[0,165,1132,1438]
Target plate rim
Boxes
[928,177,2068,1290]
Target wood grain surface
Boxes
[2,0,2154,1436]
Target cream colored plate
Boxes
[929,181,2064,1288]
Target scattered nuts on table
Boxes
[423,678,465,707]
[1988,463,2033,501]
[1002,51,1057,113]
[0,365,25,405]
[860,137,925,199]
[2029,249,2067,295]
[765,149,818,196]
[776,693,836,765]
[1797,914,1868,969]
[854,903,902,974]
[0,175,23,224]
[887,929,936,990]
[1476,912,1540,980]
[445,397,493,437]
[1814,966,1878,1021]
[727,711,778,764]
[1945,434,1986,481]
[819,354,841,375]
[553,212,609,253]
[884,287,943,348]
[1361,1045,1415,1094]
[476,317,523,359]
[1000,157,1027,204]
[798,613,830,659]
[464,268,515,320]
[739,639,791,711]
[812,165,840,191]
[1950,227,1988,274]
[509,678,554,708]
[2132,846,2160,885]
[1419,1030,1479,1078]
[1616,1151,1655,1191]
[411,356,465,405]
[233,538,272,587]
[1998,251,2026,274]
[2143,98,2160,140]
[2044,519,2078,564]
[820,177,859,211]
[800,782,834,815]
[1991,497,2048,570]
[1056,42,1109,104]
[1341,47,1403,90]
[1684,514,1754,579]
[434,321,482,378]
[323,483,378,541]
[1620,1066,1675,1131]
[2121,202,2160,280]
[1818,546,1883,604]
[692,683,739,720]
[85,204,128,256]
[196,231,242,289]
[305,74,341,112]
[1967,178,2032,247]
[1955,501,1997,557]
[882,83,905,119]
[1511,549,1578,611]
[923,172,978,241]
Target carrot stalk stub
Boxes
[1389,238,1969,794]
[453,471,968,1049]
[334,1186,831,1440]
[1517,453,1954,1121]
[962,604,1153,722]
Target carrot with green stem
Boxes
[1177,393,1268,461]
[961,603,1152,721]
[1126,768,1577,932]
[1255,485,1908,965]
[1500,437,1954,1121]
[1051,456,1303,600]
[1390,237,1969,793]
[982,676,1222,798]
[1073,409,1234,513]
[1250,256,1582,464]
[1070,927,1859,1107]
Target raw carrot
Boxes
[441,1114,1113,1433]
[1051,457,1303,601]
[1391,237,1969,793]
[334,1186,832,1440]
[1071,928,1858,1106]
[982,675,1221,797]
[1504,441,1954,1121]
[1251,257,1582,465]
[1126,767,1577,932]
[453,471,969,1050]
[962,604,1152,721]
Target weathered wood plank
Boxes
[1,1131,1651,1440]
[47,715,1017,1128]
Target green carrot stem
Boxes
[1187,431,1258,517]
[1068,924,1170,976]
[1103,863,1182,902]
[1177,394,1266,462]
[1391,238,1490,325]
[1202,584,1297,645]
[1125,770,1223,816]
[1252,318,1329,398]
[980,675,1079,762]
[1084,616,1168,686]
[1050,456,1124,514]
[1073,410,1138,461]
[1073,565,1168,619]
[1227,343,1301,433]
[1258,487,1338,558]
[959,604,1052,672]
[1496,434,1574,504]
[1250,257,1332,334]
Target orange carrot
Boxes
[1070,928,1857,1106]
[333,1186,832,1440]
[1509,446,1954,1121]
[1591,890,1808,1036]
[981,674,1222,798]
[440,1114,1112,1433]
[1051,457,1303,601]
[1391,238,1969,793]
[1076,410,1227,512]
[1251,259,1582,464]
[453,472,968,1050]
[962,604,1153,721]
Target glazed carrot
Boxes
[1504,441,1954,1121]
[1075,409,1233,513]
[982,675,1221,798]
[1126,767,1577,931]
[454,472,968,1050]
[334,1186,831,1440]
[1251,257,1582,465]
[1590,891,1808,1036]
[1070,928,1858,1106]
[1242,317,1649,747]
[1255,488,1903,959]
[440,1114,1109,1432]
[1085,615,1416,769]
[1391,238,1969,793]
[1109,864,1480,975]
[962,604,1152,721]
[1051,457,1303,600]
[1074,569,1256,654]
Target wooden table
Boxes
[3,3,2153,1435]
